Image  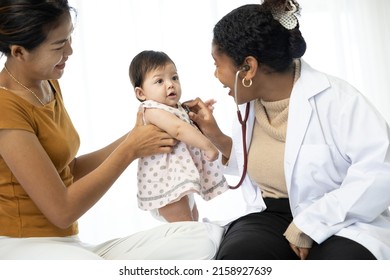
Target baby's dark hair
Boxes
[129,50,175,89]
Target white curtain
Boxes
[299,0,390,121]
[2,0,389,244]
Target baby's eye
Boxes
[156,79,163,84]
[172,75,179,81]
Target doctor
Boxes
[185,0,390,260]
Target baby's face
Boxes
[138,63,182,107]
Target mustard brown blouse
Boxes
[0,80,79,237]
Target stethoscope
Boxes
[229,65,251,189]
[228,60,301,189]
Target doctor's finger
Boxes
[289,243,302,259]
[183,97,206,112]
[204,99,217,111]
[299,248,309,260]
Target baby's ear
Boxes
[135,87,146,101]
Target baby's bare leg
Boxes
[159,196,194,222]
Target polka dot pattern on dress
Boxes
[136,100,229,210]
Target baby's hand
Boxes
[204,146,219,161]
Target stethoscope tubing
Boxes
[229,102,250,189]
[229,67,251,189]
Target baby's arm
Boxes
[144,108,218,161]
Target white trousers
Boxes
[0,221,224,260]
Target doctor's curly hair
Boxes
[212,0,306,72]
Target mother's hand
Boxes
[126,110,176,159]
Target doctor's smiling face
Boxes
[212,43,254,105]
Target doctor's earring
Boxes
[242,77,252,88]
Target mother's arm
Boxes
[0,111,176,229]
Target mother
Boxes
[0,0,222,259]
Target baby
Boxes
[129,50,229,222]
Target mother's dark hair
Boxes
[0,0,75,56]
[212,0,306,72]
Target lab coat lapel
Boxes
[245,102,255,150]
[284,79,312,192]
[284,61,329,192]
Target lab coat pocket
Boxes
[293,144,344,201]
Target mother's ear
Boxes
[10,45,28,61]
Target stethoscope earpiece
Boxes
[241,65,250,71]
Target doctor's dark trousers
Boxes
[215,198,376,260]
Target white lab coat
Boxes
[224,61,390,259]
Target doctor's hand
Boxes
[289,243,310,260]
[204,99,217,112]
[182,98,220,138]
